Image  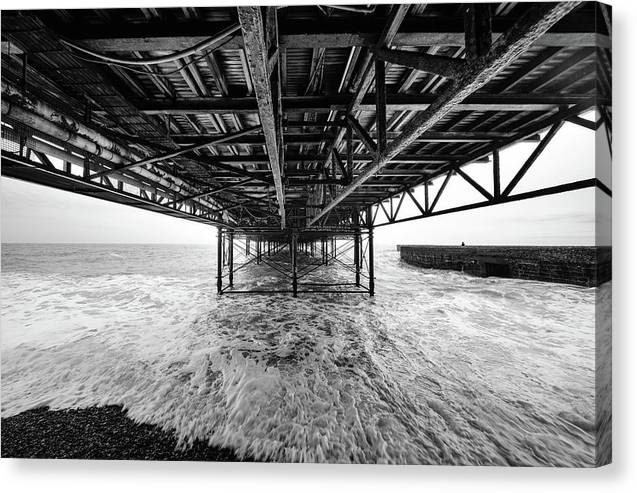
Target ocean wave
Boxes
[1,244,606,465]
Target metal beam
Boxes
[307,2,580,227]
[92,125,262,177]
[502,121,564,196]
[238,6,286,226]
[171,130,536,145]
[374,48,466,79]
[464,4,493,59]
[347,115,377,155]
[375,57,387,155]
[169,153,463,164]
[318,4,409,175]
[1,150,232,228]
[164,178,255,207]
[374,178,610,227]
[67,16,609,52]
[137,93,602,115]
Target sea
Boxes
[0,243,611,466]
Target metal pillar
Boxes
[216,227,223,294]
[353,212,361,287]
[222,233,227,266]
[291,233,298,297]
[323,238,328,265]
[493,149,501,199]
[228,231,234,287]
[367,206,375,296]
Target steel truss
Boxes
[216,222,375,297]
[361,107,612,228]
[0,4,612,299]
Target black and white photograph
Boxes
[0,0,612,470]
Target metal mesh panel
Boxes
[1,122,34,155]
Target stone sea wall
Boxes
[398,245,612,287]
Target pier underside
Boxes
[216,227,375,296]
[1,3,611,295]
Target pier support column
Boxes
[353,211,361,287]
[216,227,223,295]
[323,238,328,265]
[291,233,298,297]
[367,206,375,296]
[228,231,234,287]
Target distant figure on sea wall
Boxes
[461,242,466,246]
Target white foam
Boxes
[1,245,605,465]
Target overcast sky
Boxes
[1,117,611,246]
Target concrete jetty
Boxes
[398,245,611,287]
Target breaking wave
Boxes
[1,243,608,465]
